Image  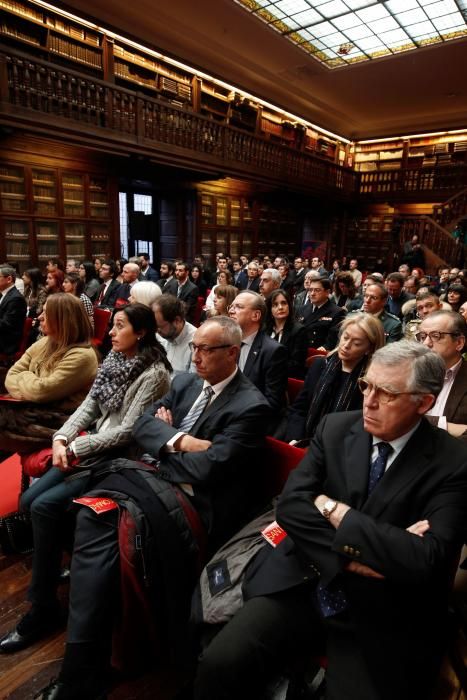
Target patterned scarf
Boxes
[90,350,151,412]
[305,353,367,438]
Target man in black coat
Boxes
[0,265,27,356]
[195,341,467,700]
[163,261,199,324]
[32,317,272,699]
[229,290,288,417]
[95,259,122,309]
[296,276,345,350]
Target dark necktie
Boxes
[178,386,214,432]
[368,442,393,495]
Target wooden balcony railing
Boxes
[432,187,467,231]
[0,48,358,197]
[359,165,467,199]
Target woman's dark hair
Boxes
[333,271,357,298]
[117,303,172,372]
[447,283,467,310]
[64,272,85,297]
[265,289,293,333]
[24,268,44,293]
[80,261,97,282]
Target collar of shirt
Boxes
[446,357,463,379]
[0,283,15,296]
[371,420,421,471]
[241,331,258,348]
[203,367,238,400]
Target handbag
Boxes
[0,510,33,555]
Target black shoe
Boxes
[34,678,107,699]
[0,607,62,653]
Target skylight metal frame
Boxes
[233,0,467,68]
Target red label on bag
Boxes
[261,520,288,548]
[73,496,118,514]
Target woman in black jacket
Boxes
[265,289,308,379]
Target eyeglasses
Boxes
[363,294,383,302]
[414,331,460,343]
[188,342,232,355]
[357,377,421,404]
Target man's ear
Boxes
[418,393,436,415]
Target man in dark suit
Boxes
[33,316,271,699]
[229,291,288,416]
[292,256,306,294]
[163,261,198,324]
[297,276,346,350]
[278,263,295,296]
[236,262,260,292]
[0,265,27,356]
[114,262,140,307]
[95,259,122,309]
[418,310,467,439]
[138,252,159,282]
[384,272,414,320]
[195,341,467,700]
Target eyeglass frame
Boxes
[414,331,461,343]
[188,342,233,355]
[357,377,423,404]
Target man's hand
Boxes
[156,407,173,425]
[52,440,69,471]
[406,519,430,537]
[173,435,212,452]
[345,561,385,579]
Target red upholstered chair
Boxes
[306,347,327,368]
[192,296,205,327]
[92,307,112,348]
[287,377,304,404]
[263,436,306,500]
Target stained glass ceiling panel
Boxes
[233,0,467,68]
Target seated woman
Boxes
[331,271,357,310]
[204,270,233,313]
[283,313,385,443]
[45,269,64,296]
[79,261,100,303]
[63,272,94,331]
[128,280,161,307]
[0,303,171,653]
[265,289,308,379]
[22,267,47,320]
[445,283,467,314]
[0,293,98,454]
[191,264,208,300]
[208,284,238,318]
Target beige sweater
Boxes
[5,337,98,411]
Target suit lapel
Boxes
[343,420,373,509]
[243,332,262,375]
[444,362,467,420]
[363,420,433,518]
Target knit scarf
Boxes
[305,353,367,438]
[90,350,151,412]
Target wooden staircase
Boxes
[395,188,467,271]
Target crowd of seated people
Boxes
[0,251,466,700]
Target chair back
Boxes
[92,308,112,347]
[263,436,306,499]
[287,377,304,404]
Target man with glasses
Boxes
[356,281,402,343]
[35,316,272,699]
[237,262,260,292]
[416,310,467,439]
[195,341,467,700]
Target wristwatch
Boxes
[322,499,338,520]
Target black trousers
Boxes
[66,506,121,645]
[194,587,321,700]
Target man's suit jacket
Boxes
[237,275,260,292]
[246,412,467,698]
[279,273,295,296]
[297,298,346,350]
[96,279,122,309]
[242,331,288,415]
[163,279,198,323]
[0,286,27,355]
[133,371,272,545]
[139,265,159,282]
[292,268,305,294]
[444,360,467,437]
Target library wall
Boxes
[0,132,119,270]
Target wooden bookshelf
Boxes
[0,164,27,212]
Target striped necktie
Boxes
[368,442,392,495]
[179,386,214,432]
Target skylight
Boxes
[233,0,467,68]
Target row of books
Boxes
[49,34,102,69]
[0,0,42,22]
